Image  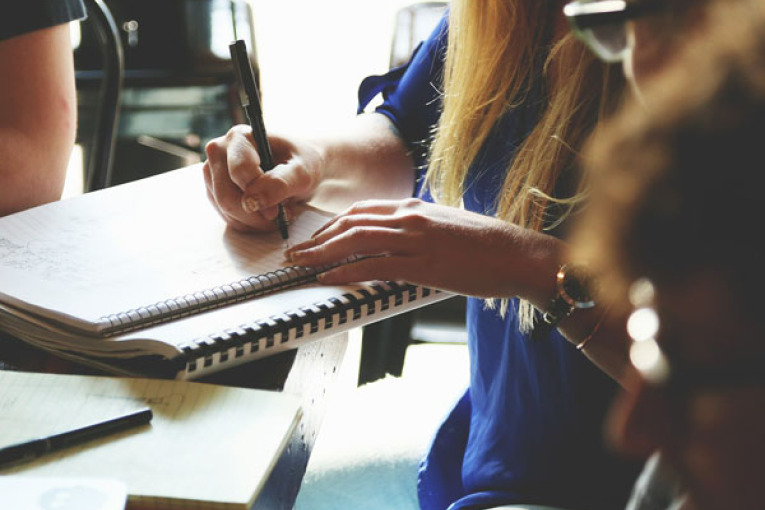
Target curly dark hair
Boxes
[574,0,765,315]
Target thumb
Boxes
[242,157,316,212]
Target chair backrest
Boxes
[390,1,447,69]
[74,0,257,188]
[77,0,124,192]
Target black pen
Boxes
[0,406,152,468]
[229,39,290,240]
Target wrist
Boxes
[541,262,596,328]
[574,306,608,351]
[509,232,566,306]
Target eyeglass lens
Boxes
[581,23,629,62]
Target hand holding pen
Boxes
[229,40,290,240]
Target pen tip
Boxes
[278,218,289,241]
[276,203,289,241]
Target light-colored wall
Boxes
[248,0,418,136]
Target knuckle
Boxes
[291,159,317,192]
[401,210,429,228]
[229,163,254,185]
[229,125,248,140]
[205,138,224,160]
[349,226,375,242]
[252,179,279,208]
[270,173,290,194]
[350,200,375,213]
[335,216,357,232]
[312,243,329,259]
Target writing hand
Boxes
[203,125,322,232]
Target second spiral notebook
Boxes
[0,165,451,379]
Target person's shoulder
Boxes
[0,0,86,42]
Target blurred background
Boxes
[65,0,446,196]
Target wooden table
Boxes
[0,331,349,510]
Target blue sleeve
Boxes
[357,14,449,175]
[1,0,86,41]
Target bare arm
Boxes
[556,305,634,386]
[203,113,415,232]
[284,198,635,386]
[0,24,77,215]
[307,113,417,212]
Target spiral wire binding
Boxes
[97,264,327,334]
[180,281,436,374]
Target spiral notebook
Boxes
[0,165,451,379]
[0,370,302,509]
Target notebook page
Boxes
[0,371,301,509]
[0,165,333,332]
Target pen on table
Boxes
[0,406,152,468]
[229,39,290,241]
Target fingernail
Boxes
[242,196,261,213]
[283,204,295,223]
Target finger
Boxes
[341,198,412,215]
[240,172,286,217]
[208,165,275,232]
[308,206,400,241]
[257,201,293,223]
[316,255,411,285]
[209,159,253,219]
[284,236,317,259]
[240,157,317,215]
[203,160,215,203]
[289,226,412,267]
[286,212,414,259]
[311,200,405,237]
[205,134,248,214]
[226,126,263,190]
[204,130,278,232]
[285,213,394,255]
[311,212,412,246]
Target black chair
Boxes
[78,0,124,192]
[75,0,258,188]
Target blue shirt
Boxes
[358,15,640,510]
[0,0,86,41]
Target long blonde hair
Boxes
[422,0,625,330]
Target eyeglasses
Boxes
[626,278,670,385]
[564,0,663,63]
[626,278,765,393]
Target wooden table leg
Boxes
[251,333,348,510]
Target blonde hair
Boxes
[422,0,625,330]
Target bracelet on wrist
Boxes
[576,309,608,351]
